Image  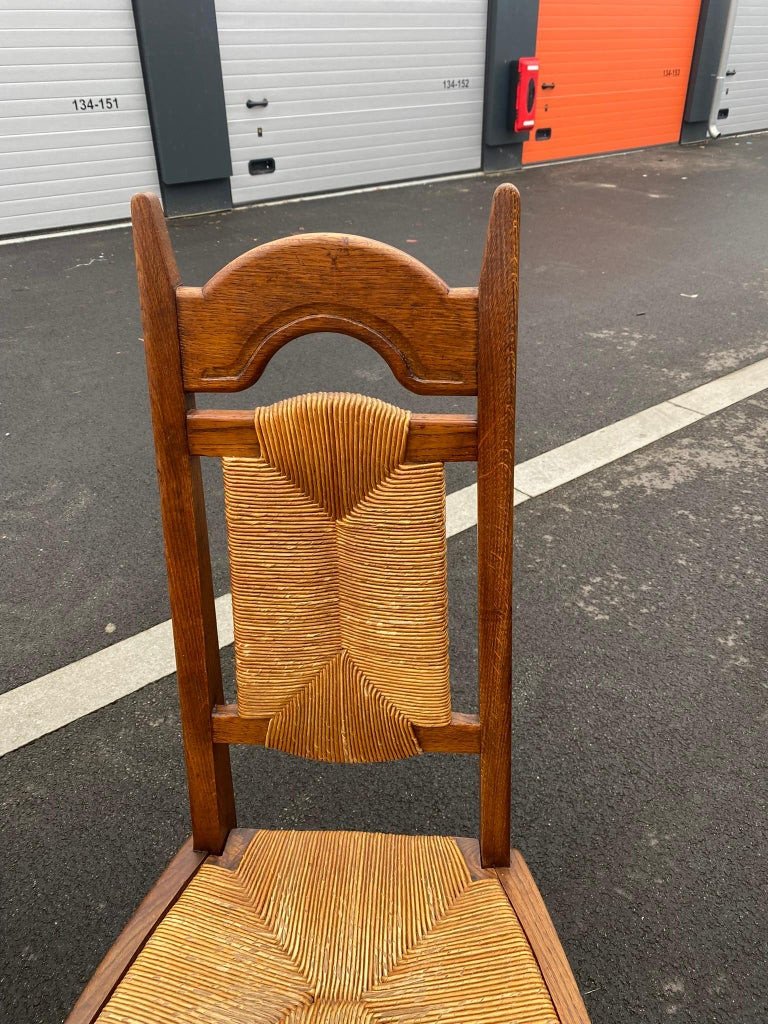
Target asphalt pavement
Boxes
[5,136,768,690]
[2,136,767,1023]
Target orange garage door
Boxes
[524,0,702,164]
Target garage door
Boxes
[716,0,768,136]
[524,0,702,165]
[215,0,487,205]
[0,1,159,236]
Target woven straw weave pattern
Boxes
[98,831,559,1024]
[222,393,451,763]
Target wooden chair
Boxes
[67,184,590,1024]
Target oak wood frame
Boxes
[133,197,235,854]
[130,185,519,866]
[66,186,591,1024]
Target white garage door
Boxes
[215,0,487,205]
[716,0,768,136]
[0,1,159,237]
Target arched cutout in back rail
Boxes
[175,234,478,395]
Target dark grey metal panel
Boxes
[131,0,232,186]
[483,0,540,151]
[683,0,731,141]
[162,178,232,218]
[483,143,524,171]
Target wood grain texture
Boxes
[221,393,451,763]
[495,850,591,1024]
[477,184,520,867]
[453,835,495,880]
[175,233,478,394]
[65,840,206,1024]
[211,706,481,753]
[97,832,558,1024]
[187,409,478,461]
[415,711,482,753]
[131,193,235,852]
[206,828,256,871]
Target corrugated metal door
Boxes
[215,0,487,205]
[716,1,768,136]
[524,0,702,165]
[0,1,158,236]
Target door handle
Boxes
[246,98,269,108]
[541,82,556,90]
[725,69,736,77]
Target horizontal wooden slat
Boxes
[211,705,481,753]
[406,413,477,462]
[187,409,477,462]
[187,409,258,456]
[416,712,481,753]
[211,707,269,744]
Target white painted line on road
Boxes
[515,401,702,497]
[1,617,176,756]
[0,597,233,758]
[445,486,530,536]
[3,353,768,757]
[670,356,768,416]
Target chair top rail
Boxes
[175,231,478,395]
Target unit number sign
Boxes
[72,97,119,111]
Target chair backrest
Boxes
[131,184,519,867]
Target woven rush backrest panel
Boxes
[222,392,452,763]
